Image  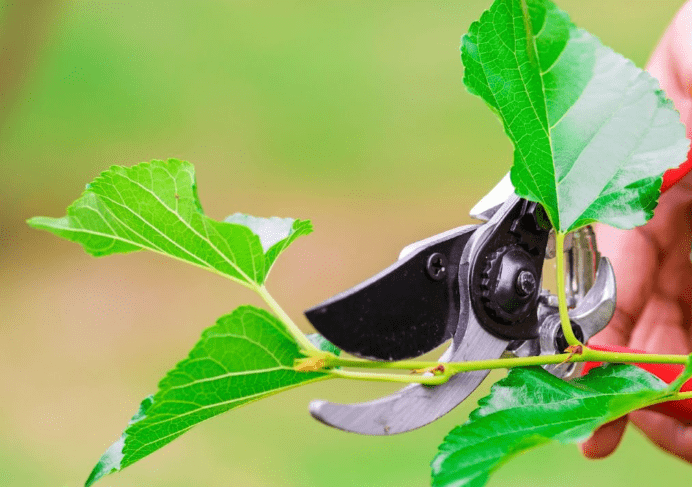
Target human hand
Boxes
[581,1,692,461]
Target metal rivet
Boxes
[426,253,447,281]
[515,270,536,296]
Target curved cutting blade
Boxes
[537,255,617,380]
[309,216,514,434]
[309,315,508,435]
[305,225,477,361]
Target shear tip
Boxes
[308,400,329,423]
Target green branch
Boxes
[674,390,692,401]
[256,285,319,352]
[300,347,692,386]
[294,231,692,391]
[555,232,581,347]
[669,354,692,392]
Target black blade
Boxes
[304,225,477,361]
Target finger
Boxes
[639,170,692,263]
[581,292,686,461]
[580,416,629,459]
[619,296,692,462]
[590,224,658,347]
[581,295,686,461]
[647,1,692,191]
[648,0,692,123]
[652,241,692,317]
[582,1,692,466]
[629,294,689,354]
[634,175,692,315]
[630,409,692,463]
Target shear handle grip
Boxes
[662,157,692,193]
[582,344,692,424]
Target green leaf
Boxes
[431,365,674,487]
[462,0,689,233]
[27,159,312,287]
[224,213,313,277]
[85,306,329,486]
[307,333,342,356]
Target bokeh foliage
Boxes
[1,1,689,486]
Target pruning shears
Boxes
[303,171,692,435]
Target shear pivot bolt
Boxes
[426,253,447,281]
[515,270,536,297]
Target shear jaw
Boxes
[469,172,514,221]
[530,255,616,380]
[505,223,615,380]
[307,181,614,435]
[308,195,540,435]
[309,217,511,435]
[309,254,615,436]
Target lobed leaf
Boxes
[307,333,342,356]
[431,365,675,487]
[462,0,689,233]
[85,306,329,486]
[27,159,312,287]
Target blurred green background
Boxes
[2,1,691,486]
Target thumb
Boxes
[647,0,692,192]
[589,224,657,348]
[579,223,658,459]
[580,416,629,460]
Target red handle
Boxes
[661,143,692,192]
[582,344,692,423]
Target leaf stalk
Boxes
[668,354,692,392]
[555,232,582,347]
[673,391,692,401]
[256,284,319,352]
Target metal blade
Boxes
[547,256,616,380]
[309,318,508,435]
[469,172,514,221]
[309,223,512,435]
[305,225,477,361]
[570,256,616,340]
[520,255,616,380]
